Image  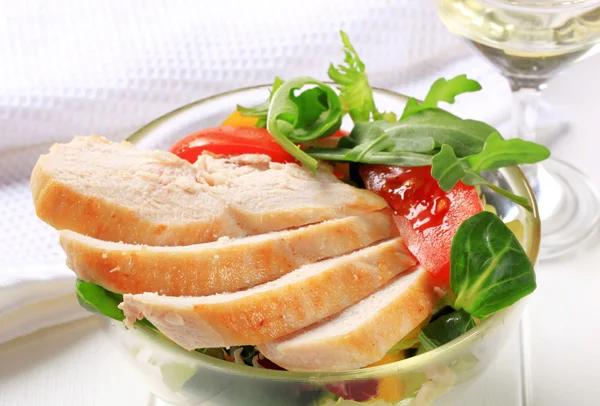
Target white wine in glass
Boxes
[435,0,600,259]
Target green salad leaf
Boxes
[460,172,531,210]
[430,133,549,210]
[450,211,537,319]
[76,279,157,331]
[463,132,551,172]
[291,87,336,131]
[266,76,343,172]
[234,32,550,211]
[328,31,395,123]
[76,279,125,321]
[339,120,436,153]
[307,148,433,167]
[237,76,284,127]
[400,75,482,120]
[367,110,497,157]
[418,309,475,352]
[430,144,468,191]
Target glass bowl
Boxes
[101,85,540,406]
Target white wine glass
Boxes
[435,0,600,259]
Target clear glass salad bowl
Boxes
[101,85,540,406]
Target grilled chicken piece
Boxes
[60,210,398,296]
[119,238,416,349]
[31,136,387,246]
[258,266,440,371]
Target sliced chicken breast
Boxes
[119,238,416,349]
[258,266,440,371]
[31,136,387,246]
[60,210,398,296]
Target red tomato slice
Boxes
[170,126,296,164]
[331,130,348,138]
[360,165,483,285]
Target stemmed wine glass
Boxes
[435,0,600,259]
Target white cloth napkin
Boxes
[0,0,511,344]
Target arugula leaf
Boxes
[266,77,343,172]
[461,172,532,210]
[430,133,547,210]
[328,31,394,123]
[339,126,395,162]
[388,110,497,157]
[307,148,433,167]
[418,309,475,352]
[464,132,551,172]
[293,87,332,130]
[242,31,549,211]
[401,75,482,120]
[351,109,495,157]
[450,211,537,320]
[237,103,268,119]
[431,145,466,191]
[237,76,284,127]
[341,121,436,153]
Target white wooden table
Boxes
[1,54,599,406]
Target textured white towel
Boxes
[0,0,511,343]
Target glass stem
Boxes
[507,78,549,204]
[509,79,547,143]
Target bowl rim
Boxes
[124,83,541,381]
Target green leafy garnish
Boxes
[344,109,496,158]
[237,77,284,127]
[76,279,125,321]
[400,75,482,120]
[430,145,468,191]
[450,212,537,320]
[75,279,157,331]
[234,32,549,211]
[266,77,343,172]
[328,31,395,123]
[464,132,552,172]
[430,133,549,209]
[418,309,475,351]
[307,147,433,167]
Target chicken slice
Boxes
[60,210,398,296]
[119,237,416,349]
[31,136,387,246]
[258,266,440,371]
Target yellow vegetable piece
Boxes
[505,219,525,243]
[367,353,406,401]
[221,110,259,127]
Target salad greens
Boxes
[450,211,536,319]
[418,309,475,352]
[266,77,343,171]
[418,211,536,349]
[307,147,433,167]
[76,280,125,322]
[400,75,481,120]
[430,133,549,208]
[327,31,395,123]
[237,76,284,128]
[238,30,550,211]
[338,109,496,157]
[76,280,157,331]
